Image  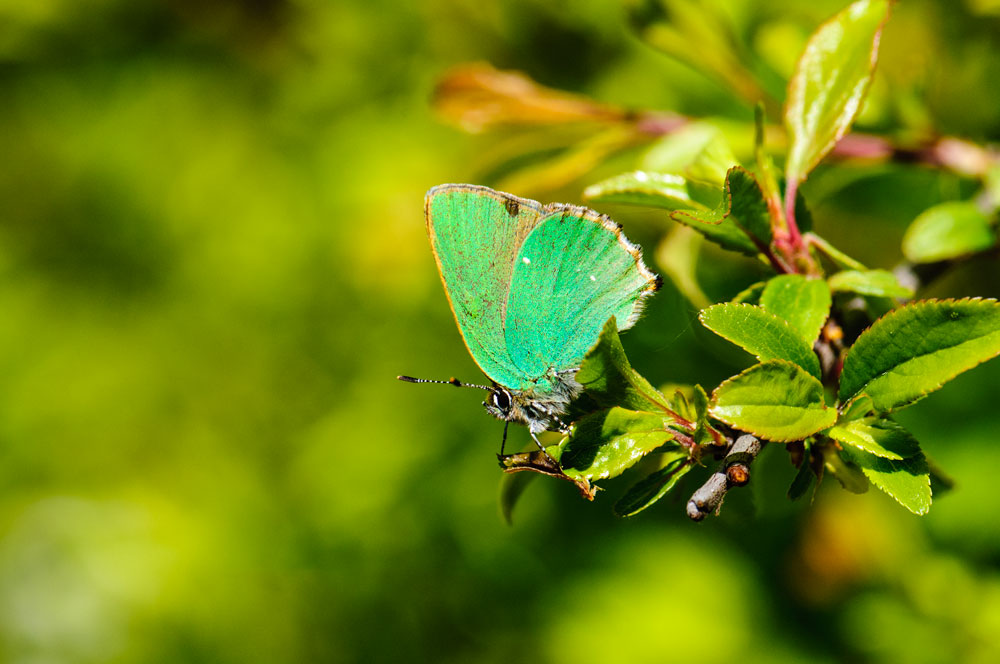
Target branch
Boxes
[686,434,763,521]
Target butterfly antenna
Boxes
[397,375,492,391]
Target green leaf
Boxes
[828,269,914,298]
[732,281,766,305]
[753,103,782,218]
[499,470,537,525]
[690,384,713,445]
[784,0,891,185]
[670,166,772,255]
[902,201,996,263]
[822,446,869,494]
[641,122,737,187]
[760,275,831,345]
[576,318,672,412]
[700,303,822,378]
[838,299,1000,411]
[709,360,838,442]
[838,394,873,423]
[561,408,681,481]
[828,417,921,460]
[613,454,692,517]
[583,171,705,211]
[809,233,868,271]
[841,446,932,515]
[787,455,816,501]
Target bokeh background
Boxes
[2,0,1000,662]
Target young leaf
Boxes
[576,317,672,412]
[670,166,772,255]
[838,299,1000,411]
[809,233,868,271]
[760,275,832,345]
[902,201,997,263]
[828,417,921,460]
[822,446,869,494]
[560,408,681,481]
[583,171,705,211]
[700,303,822,378]
[709,360,837,442]
[841,446,932,515]
[613,454,692,517]
[784,0,891,186]
[828,269,914,298]
[753,103,782,219]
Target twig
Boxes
[686,434,763,521]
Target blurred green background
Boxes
[2,0,1000,662]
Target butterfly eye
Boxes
[491,389,511,411]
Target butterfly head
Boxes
[483,386,514,421]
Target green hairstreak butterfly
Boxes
[399,184,659,453]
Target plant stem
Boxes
[687,434,763,521]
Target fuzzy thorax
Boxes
[483,371,581,433]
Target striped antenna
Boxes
[397,375,492,391]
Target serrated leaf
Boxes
[583,171,705,211]
[828,417,921,460]
[561,408,681,481]
[828,269,914,298]
[709,360,837,442]
[784,0,891,185]
[576,318,672,412]
[902,201,996,263]
[838,299,1000,411]
[841,446,931,514]
[760,275,832,345]
[613,454,692,517]
[670,166,772,255]
[700,303,822,378]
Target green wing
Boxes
[425,184,546,389]
[504,206,660,380]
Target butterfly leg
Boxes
[499,421,510,456]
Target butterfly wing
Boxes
[504,205,659,380]
[425,184,547,390]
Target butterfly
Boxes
[399,184,660,454]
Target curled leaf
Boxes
[784,0,892,186]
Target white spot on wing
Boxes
[522,257,531,265]
[589,275,596,281]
